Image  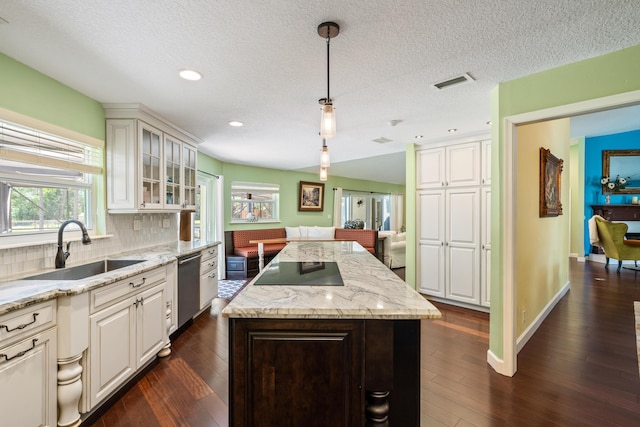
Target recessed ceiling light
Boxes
[415,135,424,139]
[448,128,457,133]
[228,121,244,127]
[179,69,202,81]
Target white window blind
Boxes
[0,120,103,175]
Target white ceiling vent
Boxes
[373,137,393,144]
[432,73,474,90]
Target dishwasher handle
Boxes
[178,253,202,265]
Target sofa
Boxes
[225,226,378,278]
[378,230,406,269]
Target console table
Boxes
[591,204,640,221]
[590,204,640,253]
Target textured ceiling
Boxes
[1,1,640,184]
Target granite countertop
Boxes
[0,240,221,315]
[222,241,441,320]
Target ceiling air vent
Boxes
[432,73,474,90]
[373,137,393,144]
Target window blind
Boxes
[0,120,103,175]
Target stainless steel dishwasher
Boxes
[177,252,201,329]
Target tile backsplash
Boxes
[0,213,178,278]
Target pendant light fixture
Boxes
[320,139,330,168]
[319,166,328,181]
[318,21,339,139]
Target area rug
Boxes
[217,279,249,300]
[635,302,640,377]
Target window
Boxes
[231,182,279,223]
[0,119,103,238]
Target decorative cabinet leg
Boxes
[365,390,390,427]
[57,354,83,427]
[158,304,172,357]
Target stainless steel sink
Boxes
[24,259,146,281]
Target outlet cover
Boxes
[162,218,171,228]
[133,220,141,231]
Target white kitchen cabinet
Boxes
[88,266,168,409]
[416,147,445,188]
[105,104,200,213]
[417,190,445,297]
[0,301,57,427]
[200,246,219,309]
[417,188,480,304]
[416,142,480,189]
[183,143,198,209]
[416,139,489,310]
[481,139,491,186]
[481,187,491,307]
[445,188,480,304]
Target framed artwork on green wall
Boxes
[298,181,324,212]
[540,147,563,217]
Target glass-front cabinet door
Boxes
[140,123,163,209]
[164,135,182,209]
[183,144,197,209]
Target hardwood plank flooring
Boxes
[86,260,640,426]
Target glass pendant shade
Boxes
[320,145,330,168]
[320,166,328,181]
[320,103,336,139]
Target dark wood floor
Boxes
[86,260,640,426]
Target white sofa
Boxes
[378,230,406,269]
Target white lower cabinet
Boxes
[200,246,219,309]
[0,327,57,426]
[88,275,167,409]
[0,300,57,427]
[417,187,481,306]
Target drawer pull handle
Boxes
[209,262,216,267]
[208,273,216,279]
[1,339,38,362]
[130,277,146,288]
[0,313,39,332]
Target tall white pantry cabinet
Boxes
[416,139,491,309]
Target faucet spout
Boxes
[55,220,92,269]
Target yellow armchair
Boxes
[594,216,640,271]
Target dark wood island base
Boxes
[229,318,421,427]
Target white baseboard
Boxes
[424,295,490,313]
[516,281,570,353]
[487,349,515,377]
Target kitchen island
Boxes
[222,241,441,427]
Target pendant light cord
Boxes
[326,31,331,102]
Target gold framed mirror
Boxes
[602,149,640,194]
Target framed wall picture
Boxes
[539,147,563,217]
[298,181,325,212]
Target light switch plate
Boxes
[133,220,141,231]
[162,218,171,228]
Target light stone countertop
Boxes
[0,240,220,315]
[222,241,441,320]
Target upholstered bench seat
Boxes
[234,244,287,259]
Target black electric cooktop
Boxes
[253,261,344,286]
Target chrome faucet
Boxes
[55,220,92,268]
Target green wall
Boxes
[0,52,105,140]
[488,43,640,361]
[194,157,405,230]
